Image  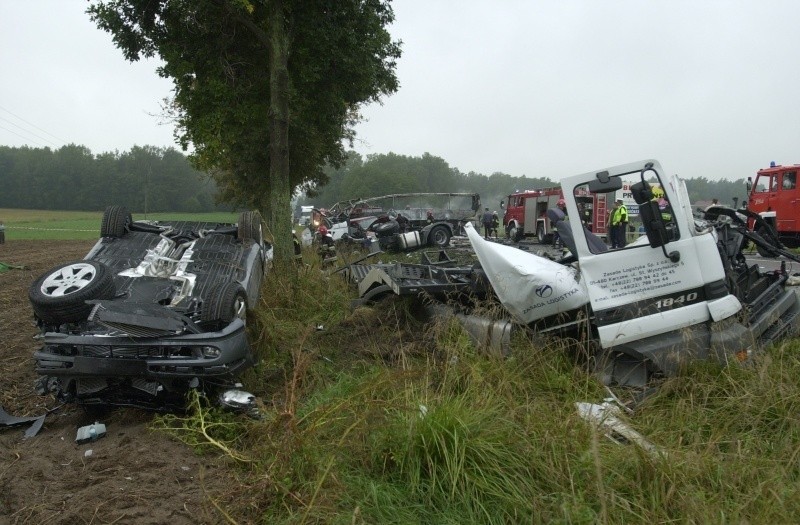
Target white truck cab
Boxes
[469,160,800,386]
[557,160,799,384]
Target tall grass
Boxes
[155,248,800,524]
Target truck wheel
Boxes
[372,220,399,236]
[506,224,517,241]
[202,282,247,327]
[755,227,779,258]
[100,205,131,238]
[238,211,264,244]
[29,260,116,324]
[536,225,546,244]
[429,225,451,247]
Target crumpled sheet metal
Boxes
[0,406,46,438]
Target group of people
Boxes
[481,208,500,239]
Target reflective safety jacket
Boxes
[611,204,628,226]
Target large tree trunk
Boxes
[267,0,292,264]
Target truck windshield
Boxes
[574,169,677,254]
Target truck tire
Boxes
[537,225,546,244]
[755,226,779,258]
[428,225,451,247]
[372,220,399,237]
[506,223,518,241]
[29,260,116,324]
[100,205,131,238]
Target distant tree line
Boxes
[0,145,750,213]
[302,151,750,211]
[0,145,227,212]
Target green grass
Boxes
[0,208,239,240]
[152,251,800,524]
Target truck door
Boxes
[777,170,797,233]
[560,160,731,349]
[750,172,778,213]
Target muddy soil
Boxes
[0,240,234,525]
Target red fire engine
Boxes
[502,186,610,243]
[746,161,800,254]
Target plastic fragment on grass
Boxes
[575,401,664,458]
[0,261,25,273]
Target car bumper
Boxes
[34,318,254,381]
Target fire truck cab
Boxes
[746,162,800,254]
[503,187,609,243]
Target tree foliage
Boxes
[305,151,557,211]
[0,145,223,212]
[301,151,751,212]
[87,0,401,262]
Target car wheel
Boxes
[202,282,248,327]
[429,225,451,247]
[755,226,779,258]
[238,211,264,244]
[100,205,131,238]
[29,260,116,324]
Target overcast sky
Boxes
[2,1,799,182]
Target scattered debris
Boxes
[218,389,261,418]
[575,400,663,458]
[0,261,25,273]
[76,422,107,444]
[0,405,46,438]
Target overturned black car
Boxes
[28,206,270,411]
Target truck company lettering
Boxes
[590,260,684,301]
[523,287,582,314]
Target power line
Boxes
[0,115,61,147]
[0,104,68,145]
[0,124,48,147]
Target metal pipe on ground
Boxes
[424,303,513,357]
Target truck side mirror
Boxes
[746,177,752,193]
[640,201,667,248]
[630,181,653,204]
[640,200,680,262]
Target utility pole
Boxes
[145,164,151,219]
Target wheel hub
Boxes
[41,263,96,297]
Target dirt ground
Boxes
[0,240,234,525]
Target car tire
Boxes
[238,211,264,244]
[428,225,451,247]
[755,226,779,258]
[202,282,248,327]
[29,260,116,324]
[100,205,131,238]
